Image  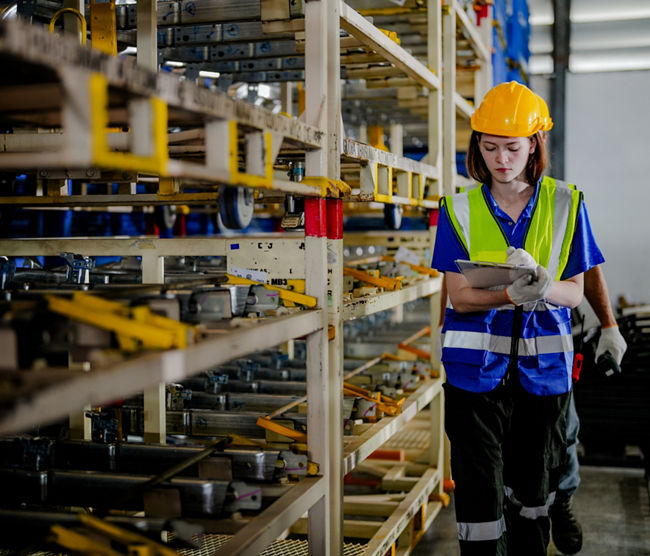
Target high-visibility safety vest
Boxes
[440,179,583,395]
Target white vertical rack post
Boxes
[428,0,443,170]
[304,0,342,553]
[136,0,165,445]
[442,1,457,198]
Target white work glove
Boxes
[505,246,537,269]
[505,264,552,306]
[595,325,627,366]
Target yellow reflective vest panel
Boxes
[440,180,582,395]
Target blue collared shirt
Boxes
[432,181,604,278]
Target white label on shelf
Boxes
[230,267,268,283]
[394,246,420,266]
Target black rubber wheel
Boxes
[383,203,403,230]
[219,186,255,230]
[155,205,177,231]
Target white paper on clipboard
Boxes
[454,259,537,289]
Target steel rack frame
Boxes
[0,0,493,553]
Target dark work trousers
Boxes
[444,375,570,556]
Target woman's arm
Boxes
[447,270,584,313]
[547,273,584,308]
[446,271,510,312]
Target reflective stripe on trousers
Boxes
[457,516,507,541]
[504,486,557,519]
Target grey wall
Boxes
[533,71,650,307]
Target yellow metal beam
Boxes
[46,292,194,351]
[343,267,402,291]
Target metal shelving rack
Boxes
[0,1,492,553]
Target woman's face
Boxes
[478,134,536,185]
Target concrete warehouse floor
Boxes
[413,465,650,555]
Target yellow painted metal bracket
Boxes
[229,121,274,188]
[381,256,440,277]
[343,381,405,416]
[90,73,169,175]
[50,524,122,556]
[301,175,352,197]
[343,267,402,291]
[64,514,180,556]
[90,0,117,55]
[398,326,431,360]
[226,274,317,308]
[256,416,308,442]
[46,292,195,351]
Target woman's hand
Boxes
[505,265,552,305]
[505,246,537,269]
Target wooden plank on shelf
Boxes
[450,0,490,62]
[211,476,327,556]
[339,1,440,90]
[363,467,441,556]
[291,518,381,540]
[343,377,444,474]
[0,309,324,435]
[343,278,441,321]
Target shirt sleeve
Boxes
[560,200,605,279]
[431,202,470,273]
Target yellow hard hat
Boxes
[536,94,554,132]
[470,81,544,137]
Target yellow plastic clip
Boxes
[226,274,317,308]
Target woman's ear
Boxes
[529,136,537,154]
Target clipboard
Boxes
[455,259,537,288]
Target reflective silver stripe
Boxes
[548,187,574,280]
[452,192,471,251]
[530,334,574,356]
[444,330,572,356]
[505,487,556,520]
[443,330,491,351]
[457,516,507,542]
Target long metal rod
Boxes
[551,0,571,179]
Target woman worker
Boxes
[432,81,603,555]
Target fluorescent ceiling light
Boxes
[572,8,650,23]
[199,70,221,78]
[570,49,650,72]
[530,49,650,74]
[165,61,185,68]
[529,55,554,75]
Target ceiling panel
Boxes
[527,0,650,73]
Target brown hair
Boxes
[466,131,547,186]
